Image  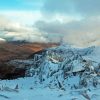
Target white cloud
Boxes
[0,14,47,42]
[6,28,47,42]
[0,11,42,25]
[0,9,100,46]
[35,16,100,47]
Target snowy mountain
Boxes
[25,45,99,90]
[0,44,100,100]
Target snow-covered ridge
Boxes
[30,45,99,88]
[0,44,100,100]
[8,45,100,90]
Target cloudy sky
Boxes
[0,0,100,47]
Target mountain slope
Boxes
[8,45,100,89]
[0,44,100,100]
[26,45,99,90]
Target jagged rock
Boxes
[25,45,99,89]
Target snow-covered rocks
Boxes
[2,44,100,90]
[24,45,100,90]
[0,44,100,100]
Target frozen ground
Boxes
[0,77,100,100]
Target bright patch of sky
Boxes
[0,0,44,10]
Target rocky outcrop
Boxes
[25,45,100,90]
[0,44,100,91]
[0,62,26,79]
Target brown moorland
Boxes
[0,42,58,63]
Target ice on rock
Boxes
[23,45,100,90]
[0,44,100,100]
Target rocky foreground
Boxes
[0,44,100,100]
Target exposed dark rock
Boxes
[0,63,26,79]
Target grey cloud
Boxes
[43,0,72,14]
[0,15,48,42]
[35,17,100,46]
[43,0,100,16]
[35,21,67,34]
